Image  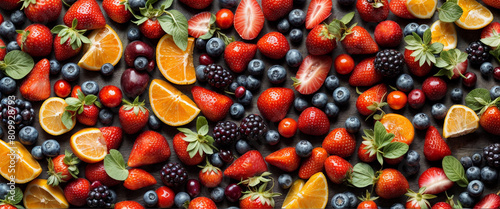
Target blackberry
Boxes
[203,64,234,90]
[466,41,491,65]
[161,162,188,187]
[86,183,113,208]
[239,114,268,140]
[483,143,500,168]
[0,97,35,129]
[213,121,240,146]
[374,49,404,77]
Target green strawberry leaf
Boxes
[465,88,491,112]
[179,117,217,158]
[489,47,500,64]
[104,149,129,181]
[161,0,173,8]
[340,12,355,25]
[61,111,74,129]
[0,51,34,80]
[442,156,468,187]
[438,1,463,22]
[382,142,409,159]
[196,116,208,132]
[159,10,189,51]
[481,30,500,48]
[2,187,23,205]
[350,163,375,188]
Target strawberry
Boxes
[405,49,432,77]
[188,12,213,38]
[292,55,332,95]
[85,161,121,186]
[257,87,294,122]
[474,193,500,209]
[224,150,267,180]
[305,0,332,29]
[71,85,82,98]
[423,126,451,161]
[375,168,409,199]
[356,84,387,117]
[374,20,403,48]
[297,107,330,136]
[188,197,217,209]
[322,128,356,158]
[356,0,389,22]
[298,147,328,179]
[257,32,290,59]
[234,0,265,40]
[324,155,352,184]
[239,182,280,209]
[482,0,500,9]
[406,187,435,209]
[102,0,131,24]
[349,57,383,87]
[329,13,379,54]
[434,49,468,79]
[262,0,293,21]
[51,19,90,61]
[224,41,257,73]
[65,90,101,126]
[389,0,416,19]
[20,58,50,101]
[100,126,123,151]
[179,0,212,9]
[64,178,90,207]
[118,97,149,134]
[115,201,145,209]
[138,18,165,40]
[418,167,454,194]
[480,106,500,136]
[191,86,233,122]
[128,130,171,167]
[173,117,216,166]
[20,0,62,23]
[0,39,5,61]
[123,168,157,190]
[47,151,80,186]
[198,159,223,188]
[77,104,99,126]
[0,0,20,10]
[404,30,443,77]
[357,191,378,209]
[481,22,500,40]
[432,202,452,209]
[173,133,205,166]
[64,0,106,30]
[306,24,337,55]
[265,147,301,172]
[358,143,376,163]
[16,24,53,57]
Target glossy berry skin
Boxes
[458,192,475,208]
[277,19,290,33]
[41,139,60,157]
[229,103,245,119]
[153,187,174,208]
[61,63,80,81]
[224,183,242,202]
[199,53,213,65]
[0,21,16,41]
[54,79,71,98]
[294,97,309,112]
[422,77,447,101]
[100,63,114,76]
[216,9,234,29]
[210,187,225,203]
[331,193,349,209]
[408,89,425,109]
[246,76,260,91]
[19,126,38,145]
[324,75,340,91]
[278,118,297,138]
[333,87,350,106]
[195,38,207,50]
[80,81,99,96]
[206,37,225,57]
[235,139,252,155]
[10,10,25,26]
[467,180,484,197]
[461,156,473,170]
[265,130,280,145]
[49,59,61,75]
[481,166,498,184]
[6,41,21,53]
[358,200,377,209]
[413,113,430,130]
[494,67,500,80]
[466,166,481,181]
[99,85,122,108]
[406,150,420,166]
[143,190,158,207]
[257,32,290,59]
[288,9,305,27]
[16,24,53,57]
[396,73,414,92]
[324,102,339,118]
[463,72,477,87]
[403,23,419,36]
[480,62,494,76]
[472,152,482,166]
[195,65,207,82]
[247,59,265,76]
[387,91,407,110]
[334,54,355,75]
[286,49,303,68]
[278,174,293,189]
[127,27,141,41]
[289,29,303,43]
[312,92,328,109]
[0,77,16,95]
[491,86,500,100]
[296,140,313,158]
[98,109,113,125]
[31,146,43,160]
[267,65,287,84]
[186,179,201,198]
[134,56,148,71]
[431,103,447,120]
[450,88,463,103]
[416,24,429,37]
[174,192,190,208]
[345,116,361,133]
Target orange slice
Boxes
[39,97,75,136]
[0,140,41,184]
[282,179,305,207]
[23,179,68,209]
[455,0,493,30]
[156,35,196,85]
[70,128,107,163]
[283,172,328,209]
[78,25,123,71]
[431,20,457,50]
[443,105,479,138]
[149,79,200,126]
[379,113,415,145]
[406,0,437,19]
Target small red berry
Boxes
[463,72,477,87]
[216,9,234,29]
[71,85,82,98]
[334,54,355,75]
[54,79,71,98]
[408,89,425,109]
[156,186,175,208]
[494,67,500,80]
[278,118,298,138]
[199,53,214,65]
[422,76,447,101]
[234,86,246,98]
[98,85,123,108]
[387,91,407,110]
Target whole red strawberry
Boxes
[173,132,205,166]
[356,84,387,116]
[418,167,453,194]
[423,126,451,161]
[0,39,5,61]
[342,25,379,54]
[64,178,90,207]
[356,0,389,22]
[474,193,500,209]
[480,106,500,135]
[17,24,53,57]
[298,107,330,136]
[173,117,216,166]
[179,0,213,9]
[298,147,328,179]
[118,97,149,134]
[375,168,409,199]
[404,30,442,77]
[0,0,20,10]
[102,0,132,24]
[257,87,294,122]
[306,24,337,55]
[265,147,301,172]
[51,19,90,61]
[47,151,80,186]
[322,128,356,158]
[123,168,157,190]
[432,202,452,209]
[224,150,268,180]
[481,22,500,40]
[138,19,166,40]
[262,0,293,21]
[189,197,217,209]
[482,0,500,9]
[65,90,101,126]
[99,126,123,151]
[85,161,121,186]
[21,0,62,23]
[20,58,51,101]
[239,183,280,209]
[374,20,403,48]
[128,130,171,167]
[349,57,383,86]
[64,0,106,30]
[324,155,352,184]
[198,160,223,188]
[115,201,145,209]
[405,48,432,77]
[389,0,416,19]
[224,41,257,73]
[257,32,290,59]
[191,86,233,122]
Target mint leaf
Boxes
[383,142,409,159]
[4,187,22,205]
[162,0,173,8]
[374,121,387,147]
[159,10,188,51]
[0,50,34,79]
[465,88,491,111]
[438,2,463,22]
[350,163,375,188]
[340,12,355,25]
[443,156,468,187]
[61,111,74,129]
[104,149,129,181]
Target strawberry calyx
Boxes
[327,12,356,41]
[405,187,436,209]
[239,172,272,187]
[20,0,36,10]
[358,190,379,202]
[368,0,384,8]
[404,29,444,67]
[319,24,336,40]
[241,182,281,207]
[15,30,30,51]
[198,13,235,45]
[444,192,462,209]
[360,121,408,166]
[51,18,91,50]
[178,116,217,158]
[121,97,147,116]
[198,158,221,175]
[434,49,468,79]
[47,150,80,186]
[62,89,102,129]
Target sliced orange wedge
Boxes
[455,0,493,30]
[23,179,68,209]
[156,35,196,85]
[70,128,107,163]
[78,25,123,71]
[0,140,41,184]
[283,172,328,208]
[39,97,75,136]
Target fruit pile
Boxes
[0,0,500,208]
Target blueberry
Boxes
[246,75,260,91]
[406,150,420,166]
[230,103,245,119]
[333,87,350,106]
[143,190,158,207]
[174,192,190,208]
[396,74,414,92]
[0,77,16,95]
[467,180,484,197]
[481,166,498,183]
[416,24,429,37]
[210,187,225,202]
[10,10,26,26]
[431,103,447,120]
[403,164,420,176]
[41,139,60,157]
[472,153,482,166]
[491,86,500,100]
[331,193,349,209]
[109,190,117,203]
[412,113,430,130]
[134,56,148,71]
[295,140,313,158]
[0,183,8,200]
[31,146,44,160]
[194,38,207,51]
[338,0,356,6]
[344,192,357,208]
[206,37,225,57]
[390,203,406,209]
[19,126,38,145]
[342,116,361,133]
[236,75,248,88]
[324,102,339,118]
[219,0,238,8]
[48,59,61,75]
[267,65,287,85]
[289,29,303,43]
[6,41,20,52]
[0,21,17,40]
[324,75,340,91]
[98,109,113,125]
[248,59,265,76]
[294,97,308,112]
[286,49,303,68]
[228,82,239,93]
[61,63,80,81]
[403,23,419,37]
[148,115,160,130]
[277,19,290,34]
[461,156,473,169]
[278,174,293,189]
[101,63,114,76]
[450,88,463,103]
[81,81,99,95]
[480,62,494,77]
[459,192,476,208]
[265,130,280,145]
[288,9,306,27]
[235,139,252,155]
[128,0,146,11]
[127,27,141,41]
[311,93,328,109]
[195,65,207,82]
[467,166,481,181]
[210,153,224,168]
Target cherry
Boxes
[215,9,234,29]
[219,149,234,163]
[54,79,71,98]
[224,183,242,202]
[494,67,500,80]
[422,76,447,101]
[407,89,425,109]
[334,54,355,75]
[199,53,214,65]
[463,72,477,88]
[234,86,246,98]
[186,179,201,198]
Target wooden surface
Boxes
[1,0,500,208]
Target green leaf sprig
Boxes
[104,149,129,181]
[360,121,409,166]
[47,150,80,186]
[239,172,272,187]
[177,116,217,158]
[437,0,463,23]
[0,50,34,80]
[465,88,500,116]
[480,27,500,63]
[405,187,437,209]
[1,187,23,209]
[62,89,102,129]
[442,156,469,187]
[434,49,468,79]
[198,13,235,45]
[404,29,444,67]
[51,18,91,50]
[327,12,356,41]
[349,163,376,188]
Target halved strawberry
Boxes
[305,0,332,29]
[234,0,265,40]
[418,167,454,195]
[188,12,212,38]
[474,194,500,209]
[292,55,332,95]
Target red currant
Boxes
[199,53,214,65]
[215,9,234,29]
[156,186,175,208]
[54,79,71,98]
[278,118,298,138]
[387,91,407,110]
[98,85,123,108]
[463,72,477,87]
[407,89,425,109]
[334,54,355,75]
